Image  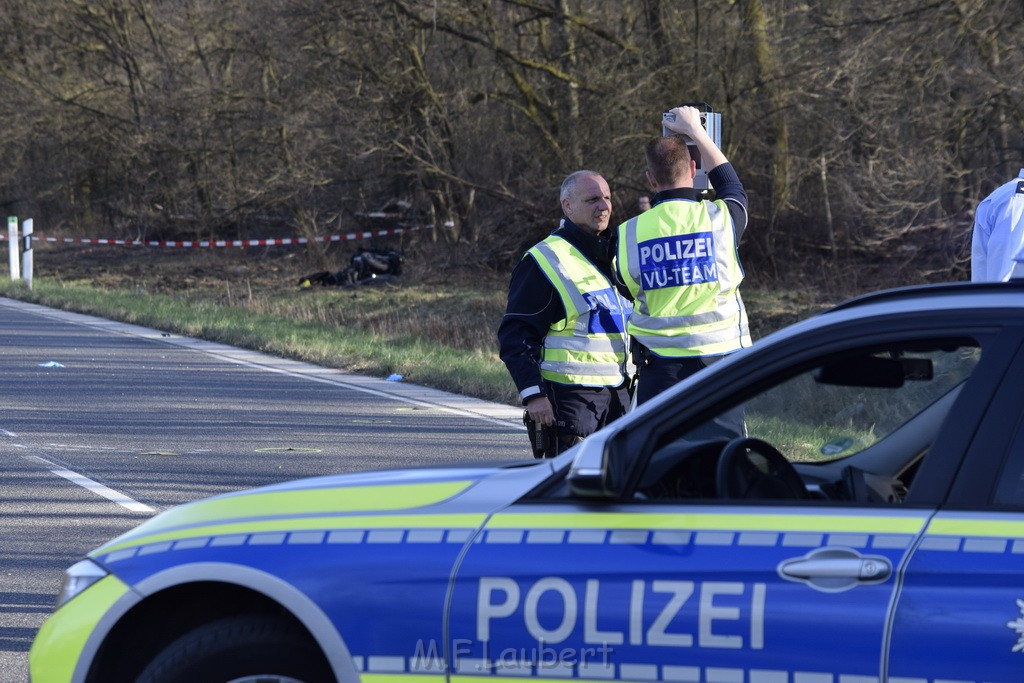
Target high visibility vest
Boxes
[528,235,631,386]
[617,198,751,357]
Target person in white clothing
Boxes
[1010,242,1024,281]
[971,168,1024,282]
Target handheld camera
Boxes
[662,102,721,191]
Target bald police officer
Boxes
[498,170,632,456]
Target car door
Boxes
[446,329,999,682]
[887,331,1024,683]
[447,501,930,682]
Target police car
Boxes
[29,281,1024,683]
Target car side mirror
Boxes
[566,436,618,499]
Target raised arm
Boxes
[664,105,728,172]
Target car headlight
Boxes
[55,559,110,609]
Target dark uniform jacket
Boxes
[498,219,618,404]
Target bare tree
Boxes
[0,0,1020,284]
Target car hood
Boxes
[89,465,525,561]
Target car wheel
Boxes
[136,614,334,683]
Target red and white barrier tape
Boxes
[0,225,429,247]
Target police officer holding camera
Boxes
[614,105,751,414]
[498,170,632,457]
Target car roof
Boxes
[744,281,1024,356]
[827,281,1024,314]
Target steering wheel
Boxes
[716,437,809,500]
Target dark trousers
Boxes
[548,381,631,453]
[635,352,745,440]
[635,354,708,405]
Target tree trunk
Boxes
[739,0,790,244]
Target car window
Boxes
[735,344,980,462]
[992,416,1024,507]
[635,338,981,503]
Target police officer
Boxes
[615,106,751,411]
[971,168,1024,282]
[498,170,632,456]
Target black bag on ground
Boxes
[298,249,403,288]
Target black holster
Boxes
[631,337,650,368]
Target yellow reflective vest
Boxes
[528,235,631,386]
[617,198,751,357]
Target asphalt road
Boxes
[0,297,526,682]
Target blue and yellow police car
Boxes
[29,281,1024,682]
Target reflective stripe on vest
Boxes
[528,236,630,386]
[619,199,751,357]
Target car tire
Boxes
[135,614,334,683]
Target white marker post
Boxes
[21,218,33,289]
[7,216,18,280]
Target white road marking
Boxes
[0,297,524,429]
[0,297,523,514]
[23,455,155,513]
[181,350,521,428]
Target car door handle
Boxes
[781,557,890,580]
[778,548,892,592]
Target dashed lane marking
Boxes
[23,455,155,513]
[254,447,322,454]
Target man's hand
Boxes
[663,105,728,172]
[664,105,705,139]
[526,395,555,426]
